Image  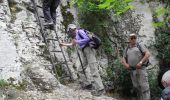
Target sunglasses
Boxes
[130,37,136,40]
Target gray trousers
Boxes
[130,68,150,100]
[78,46,104,91]
[43,0,60,24]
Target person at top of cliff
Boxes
[43,0,60,26]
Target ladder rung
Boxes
[39,16,44,18]
[46,38,58,41]
[54,61,67,65]
[37,5,42,8]
[50,50,62,52]
[42,64,52,66]
[0,17,4,20]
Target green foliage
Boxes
[0,79,27,91]
[106,59,133,96]
[61,5,74,32]
[55,65,63,78]
[98,0,134,15]
[153,4,170,68]
[71,0,134,15]
[102,36,113,54]
[154,31,170,60]
[66,47,75,57]
[153,7,170,27]
[148,70,162,99]
[0,79,9,87]
[153,22,166,27]
[12,81,27,90]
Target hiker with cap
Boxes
[121,33,151,100]
[161,70,170,100]
[43,0,60,26]
[60,24,105,96]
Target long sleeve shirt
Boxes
[75,29,90,49]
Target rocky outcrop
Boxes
[0,0,116,99]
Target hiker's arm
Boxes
[139,51,151,64]
[60,39,76,47]
[136,51,150,68]
[121,57,130,69]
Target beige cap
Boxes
[129,33,137,37]
[67,24,76,32]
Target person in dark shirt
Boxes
[43,0,60,26]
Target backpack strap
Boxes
[125,45,130,63]
[78,31,84,39]
[136,43,145,56]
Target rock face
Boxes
[132,0,158,68]
[0,0,115,99]
[0,0,161,99]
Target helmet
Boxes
[67,24,76,32]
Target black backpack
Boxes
[125,43,150,67]
[78,29,101,49]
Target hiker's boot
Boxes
[43,22,54,26]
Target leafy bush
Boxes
[148,70,162,99]
[105,59,133,97]
[71,0,133,15]
[0,79,9,87]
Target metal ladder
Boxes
[31,0,73,81]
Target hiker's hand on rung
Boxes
[72,39,76,45]
[59,43,65,46]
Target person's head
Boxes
[67,24,77,37]
[128,33,137,45]
[162,70,170,88]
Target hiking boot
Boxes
[82,84,93,90]
[91,89,105,96]
[43,22,54,26]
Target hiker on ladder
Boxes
[43,0,60,26]
[60,24,105,96]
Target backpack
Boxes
[78,29,102,49]
[125,43,150,67]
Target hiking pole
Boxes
[75,46,87,79]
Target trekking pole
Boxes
[75,46,87,79]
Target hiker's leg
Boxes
[138,69,150,100]
[84,47,104,91]
[50,0,60,24]
[77,48,92,88]
[130,70,140,99]
[43,0,53,23]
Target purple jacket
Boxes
[75,29,90,48]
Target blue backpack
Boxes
[78,29,101,49]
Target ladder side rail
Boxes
[31,0,59,80]
[54,29,73,80]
